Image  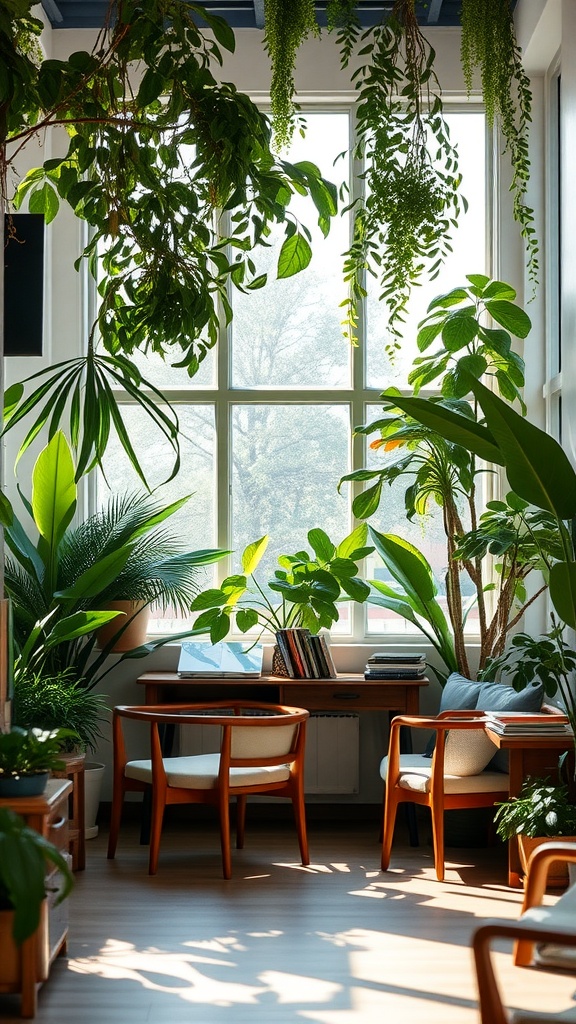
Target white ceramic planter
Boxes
[84,761,105,839]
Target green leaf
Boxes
[307,528,335,563]
[467,375,576,519]
[383,393,504,465]
[340,576,370,602]
[336,523,369,559]
[485,300,531,339]
[31,432,77,549]
[352,481,383,519]
[28,184,59,223]
[54,546,133,600]
[190,589,227,611]
[549,562,576,630]
[236,608,259,631]
[277,233,312,278]
[210,613,231,643]
[441,315,478,351]
[242,536,269,575]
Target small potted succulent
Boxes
[0,727,77,798]
[494,777,576,887]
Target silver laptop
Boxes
[177,641,264,677]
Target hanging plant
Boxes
[338,0,464,354]
[461,0,538,290]
[263,0,319,152]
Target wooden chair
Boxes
[381,711,509,881]
[107,701,309,878]
[473,841,576,1024]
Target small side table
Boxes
[53,753,86,871]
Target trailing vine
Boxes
[461,0,538,290]
[338,0,464,353]
[263,0,319,152]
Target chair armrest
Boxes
[473,917,576,1024]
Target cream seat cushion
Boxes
[380,754,510,795]
[125,753,291,789]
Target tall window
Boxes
[98,107,487,639]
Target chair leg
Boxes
[219,794,232,879]
[236,795,247,850]
[148,788,166,875]
[107,781,124,859]
[381,787,400,870]
[291,784,310,866]
[430,802,445,882]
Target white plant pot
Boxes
[84,761,105,840]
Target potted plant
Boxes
[190,525,373,671]
[2,431,228,690]
[494,777,576,887]
[0,807,74,945]
[0,727,76,797]
[11,670,107,754]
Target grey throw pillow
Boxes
[423,673,484,757]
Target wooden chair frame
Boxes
[381,710,509,881]
[473,842,576,1024]
[107,700,309,878]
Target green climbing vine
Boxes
[263,0,319,151]
[339,0,464,353]
[461,0,538,290]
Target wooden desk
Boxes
[485,727,573,888]
[137,672,429,715]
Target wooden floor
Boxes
[2,811,576,1023]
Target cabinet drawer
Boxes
[284,684,408,711]
[48,803,69,854]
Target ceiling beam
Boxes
[41,0,63,22]
[253,0,265,29]
[427,0,443,24]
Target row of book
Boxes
[274,629,337,679]
[484,711,574,736]
[364,652,427,681]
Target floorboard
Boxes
[2,813,575,1023]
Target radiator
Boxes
[178,712,360,795]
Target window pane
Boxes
[366,112,487,389]
[231,112,351,388]
[128,346,215,390]
[98,405,217,632]
[230,403,351,631]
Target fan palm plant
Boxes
[2,432,227,690]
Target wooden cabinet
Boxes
[0,779,72,1018]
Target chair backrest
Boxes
[112,701,309,775]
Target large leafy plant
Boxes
[494,778,576,841]
[1,0,337,485]
[190,526,373,642]
[1,431,227,688]
[0,807,74,945]
[340,277,558,683]
[0,726,74,777]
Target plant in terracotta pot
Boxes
[0,727,77,798]
[2,432,227,690]
[0,807,74,945]
[494,777,576,887]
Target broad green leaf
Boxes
[190,589,227,611]
[32,432,76,549]
[340,576,370,602]
[336,523,370,559]
[485,300,531,339]
[549,562,576,630]
[28,184,59,223]
[236,608,259,631]
[384,394,504,465]
[54,546,133,600]
[482,280,516,300]
[45,610,123,646]
[307,528,335,563]
[277,233,312,278]
[352,481,383,519]
[468,376,576,519]
[210,613,231,643]
[441,315,478,351]
[416,319,444,352]
[242,536,269,575]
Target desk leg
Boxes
[140,723,176,845]
[400,724,419,848]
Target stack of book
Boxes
[364,652,426,680]
[274,629,337,679]
[484,712,573,736]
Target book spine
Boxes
[306,635,326,678]
[274,631,296,678]
[284,629,308,678]
[364,670,426,680]
[318,633,337,679]
[293,629,314,678]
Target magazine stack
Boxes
[364,652,426,680]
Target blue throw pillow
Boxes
[423,673,484,757]
[476,680,544,771]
